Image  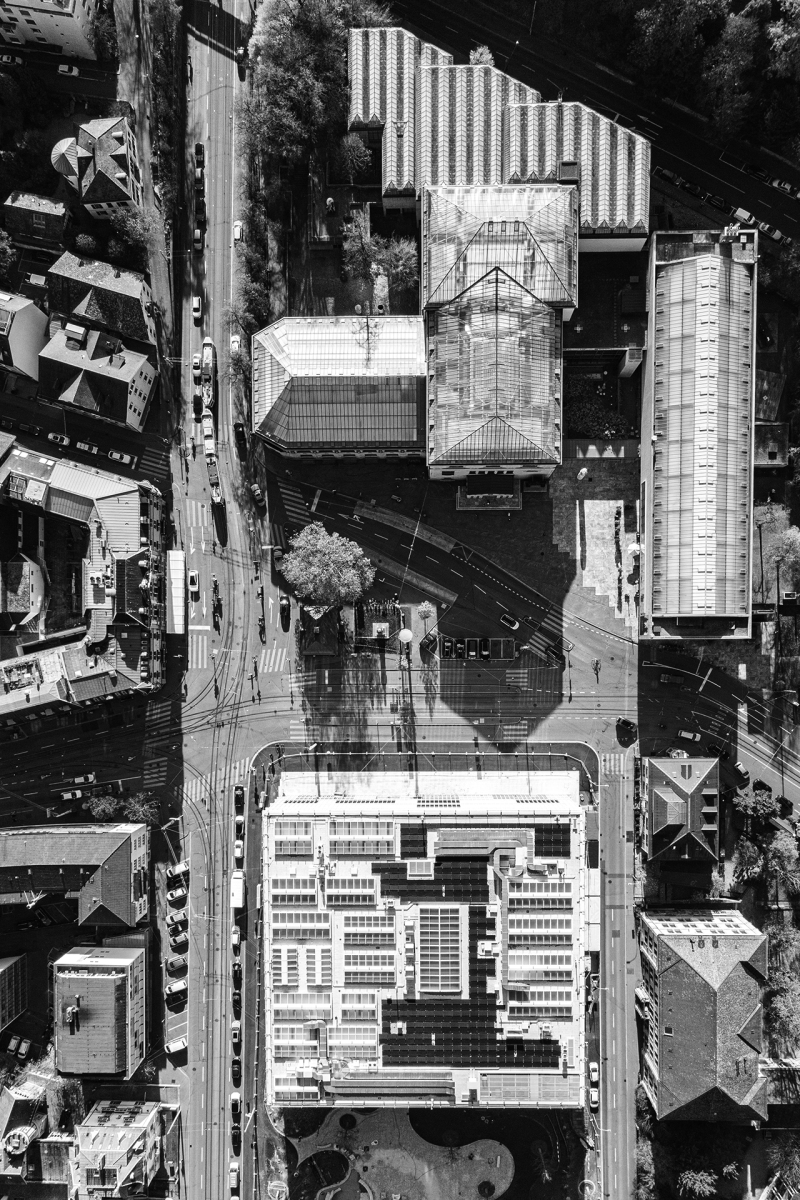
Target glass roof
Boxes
[649,254,753,618]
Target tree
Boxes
[702,10,760,139]
[87,792,121,820]
[91,8,118,60]
[732,782,779,821]
[417,601,435,626]
[677,1168,717,1198]
[342,209,418,303]
[634,1084,654,1137]
[109,205,162,255]
[106,237,129,264]
[74,233,100,258]
[0,228,15,281]
[765,829,800,894]
[334,132,372,183]
[733,836,763,883]
[767,969,800,1047]
[121,791,159,824]
[767,1132,800,1191]
[282,521,375,605]
[469,44,494,65]
[629,0,726,104]
[766,525,800,588]
[635,1137,656,1200]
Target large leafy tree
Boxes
[732,782,779,821]
[677,1169,717,1198]
[342,209,418,304]
[282,521,374,605]
[0,229,15,282]
[767,1132,800,1191]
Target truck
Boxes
[230,869,245,911]
[207,455,223,507]
[201,337,216,410]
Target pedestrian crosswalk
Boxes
[181,757,251,808]
[505,668,530,689]
[289,719,308,741]
[187,499,210,531]
[259,644,288,674]
[138,444,171,482]
[143,756,168,786]
[601,752,624,777]
[499,721,528,741]
[278,481,312,528]
[188,633,208,670]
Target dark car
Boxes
[546,642,566,666]
[232,961,242,988]
[231,1057,241,1086]
[193,393,204,418]
[232,989,241,1012]
[194,142,205,165]
[231,1125,241,1155]
[479,638,490,660]
[743,161,770,182]
[455,638,465,658]
[466,638,478,660]
[18,423,41,437]
[707,741,729,760]
[280,595,291,631]
[441,637,453,658]
[705,194,728,211]
[233,422,247,455]
[195,197,207,225]
[234,785,244,812]
[681,180,703,197]
[617,717,637,733]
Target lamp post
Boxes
[211,649,218,697]
[398,626,413,666]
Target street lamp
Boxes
[211,649,218,696]
[398,627,413,666]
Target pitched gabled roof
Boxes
[645,757,720,863]
[47,252,153,344]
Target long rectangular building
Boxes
[639,229,757,641]
[263,769,586,1108]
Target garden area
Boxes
[563,370,639,440]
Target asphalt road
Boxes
[395,0,800,238]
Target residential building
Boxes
[47,252,157,347]
[53,945,146,1078]
[72,1100,161,1199]
[0,1079,58,1189]
[51,117,143,219]
[0,956,26,1033]
[252,316,425,457]
[0,824,150,926]
[0,291,48,380]
[3,192,70,254]
[423,184,575,481]
[638,908,768,1122]
[0,0,98,59]
[0,553,46,633]
[348,27,650,247]
[264,768,586,1107]
[39,325,156,431]
[642,756,720,865]
[639,228,757,641]
[0,441,165,691]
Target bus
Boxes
[166,550,186,635]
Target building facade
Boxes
[3,192,70,254]
[39,325,157,431]
[73,1101,161,1199]
[640,228,757,641]
[0,956,26,1034]
[0,291,48,381]
[0,0,98,58]
[638,908,768,1122]
[264,769,586,1108]
[47,252,157,347]
[53,945,146,1078]
[52,118,142,219]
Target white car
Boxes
[231,1020,241,1053]
[758,220,783,242]
[229,1161,240,1192]
[72,773,96,784]
[234,839,244,862]
[166,859,190,880]
[230,1091,241,1117]
[167,886,187,903]
[233,220,243,243]
[165,1035,187,1054]
[47,433,70,447]
[192,352,201,384]
[230,334,241,354]
[188,570,200,600]
[76,441,98,455]
[170,929,189,949]
[0,54,22,64]
[60,790,83,801]
[58,64,80,75]
[589,1085,600,1111]
[192,296,202,324]
[167,910,188,928]
[108,450,134,466]
[589,1061,600,1084]
[231,925,241,949]
[677,729,701,742]
[165,979,188,998]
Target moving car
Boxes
[667,748,689,760]
[108,450,134,466]
[499,611,520,631]
[735,761,751,784]
[233,422,247,454]
[233,839,243,862]
[192,353,201,384]
[230,1092,241,1117]
[231,925,241,950]
[60,790,83,802]
[188,570,200,600]
[230,334,241,354]
[194,142,205,165]
[707,741,729,760]
[677,729,701,742]
[617,717,637,733]
[233,220,243,243]
[165,979,188,998]
[166,859,190,880]
[229,1161,240,1193]
[58,64,80,75]
[72,773,96,784]
[0,54,22,64]
[659,673,684,685]
[165,1035,188,1054]
[192,296,202,324]
[272,546,283,566]
[76,441,98,455]
[47,433,70,447]
[231,1057,241,1084]
[166,955,187,973]
[250,482,265,505]
[193,393,204,418]
[166,886,187,903]
[231,1020,241,1053]
[280,595,291,630]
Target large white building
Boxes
[53,945,147,1078]
[263,768,586,1108]
[73,1101,161,1199]
[0,0,98,58]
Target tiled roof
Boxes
[75,118,136,208]
[47,252,153,344]
[645,757,719,863]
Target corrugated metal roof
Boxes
[649,254,753,618]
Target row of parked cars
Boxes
[653,165,792,244]
[163,858,190,1055]
[0,416,137,465]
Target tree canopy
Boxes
[0,229,15,282]
[342,209,418,304]
[282,521,375,605]
[732,782,779,821]
[767,1132,800,1192]
[766,526,800,588]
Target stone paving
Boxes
[291,1109,515,1200]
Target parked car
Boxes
[589,1085,600,1111]
[235,815,245,839]
[545,643,566,666]
[18,423,41,436]
[770,176,794,194]
[0,417,14,430]
[166,955,187,973]
[193,227,204,252]
[188,570,200,600]
[192,353,202,384]
[230,333,241,354]
[589,1061,600,1084]
[194,142,205,165]
[170,929,189,949]
[192,296,202,324]
[677,729,701,742]
[230,1092,241,1118]
[231,1020,241,1053]
[758,220,783,242]
[165,979,188,998]
[195,197,207,225]
[47,433,70,447]
[72,773,96,784]
[681,180,703,197]
[734,761,751,784]
[659,672,684,685]
[656,167,685,187]
[705,194,728,211]
[166,859,190,880]
[732,206,756,224]
[231,1125,241,1155]
[167,886,187,903]
[466,638,478,660]
[250,482,265,505]
[707,741,729,760]
[194,167,205,192]
[233,220,243,243]
[60,790,83,802]
[58,64,80,75]
[617,717,637,733]
[229,1161,240,1193]
[6,1036,20,1055]
[499,611,520,631]
[231,1056,241,1084]
[479,638,490,660]
[455,638,465,658]
[232,989,241,1012]
[441,637,453,658]
[165,1035,188,1055]
[166,910,188,928]
[667,748,689,759]
[108,450,134,466]
[231,925,241,950]
[0,54,23,64]
[273,546,284,566]
[280,595,291,630]
[232,961,242,988]
[234,784,244,811]
[233,421,248,454]
[76,440,98,455]
[17,1039,30,1060]
[743,161,770,182]
[233,839,243,862]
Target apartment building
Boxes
[0,0,98,59]
[53,945,146,1078]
